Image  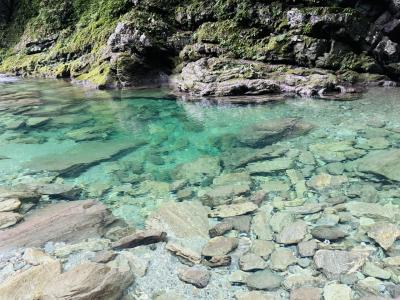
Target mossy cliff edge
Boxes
[0,0,400,95]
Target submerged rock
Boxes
[202,236,238,257]
[0,212,23,229]
[356,149,400,181]
[245,269,283,290]
[23,140,139,177]
[367,222,400,250]
[177,266,210,288]
[173,156,221,186]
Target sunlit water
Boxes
[1,78,400,226]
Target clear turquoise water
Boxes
[1,78,400,226]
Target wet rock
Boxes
[26,117,50,128]
[356,149,400,182]
[323,284,352,300]
[166,242,202,265]
[270,248,297,271]
[23,140,139,177]
[0,200,115,252]
[270,212,295,233]
[247,158,294,176]
[146,200,210,253]
[0,212,23,229]
[310,141,365,163]
[307,173,348,190]
[229,270,250,285]
[311,225,347,241]
[202,236,238,257]
[209,202,258,218]
[34,183,82,199]
[112,229,167,250]
[356,277,384,295]
[239,253,267,271]
[283,273,325,290]
[356,137,390,150]
[367,222,400,250]
[383,256,400,267]
[41,261,134,300]
[209,222,233,238]
[0,198,21,212]
[203,255,232,268]
[238,118,314,148]
[177,265,210,288]
[298,240,318,257]
[314,250,368,278]
[276,220,308,244]
[245,269,283,290]
[345,202,399,221]
[251,240,275,259]
[251,206,274,240]
[173,156,221,186]
[362,262,391,280]
[224,215,252,233]
[108,251,149,277]
[288,203,324,215]
[290,287,322,300]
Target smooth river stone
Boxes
[202,236,238,257]
[356,149,400,181]
[245,269,283,290]
[23,140,139,176]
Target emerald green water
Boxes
[1,78,400,226]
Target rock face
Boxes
[1,1,399,92]
[0,200,116,252]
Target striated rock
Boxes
[311,226,347,241]
[290,287,322,300]
[112,229,167,249]
[323,284,352,300]
[314,250,367,278]
[0,200,115,252]
[276,220,307,244]
[367,222,400,250]
[245,269,283,290]
[270,248,297,271]
[202,236,238,257]
[166,242,202,264]
[239,253,268,271]
[209,202,258,218]
[0,212,23,229]
[177,266,210,288]
[41,262,134,300]
[209,222,233,238]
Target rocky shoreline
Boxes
[1,1,400,100]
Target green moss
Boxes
[76,63,112,89]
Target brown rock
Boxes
[112,229,167,250]
[276,220,307,244]
[270,248,297,271]
[367,222,400,250]
[166,242,202,264]
[0,200,115,252]
[202,236,238,257]
[41,262,134,300]
[224,215,252,232]
[91,250,118,264]
[209,222,233,238]
[239,253,267,271]
[209,202,258,218]
[290,287,322,300]
[203,255,232,268]
[0,198,21,212]
[251,240,275,259]
[0,212,23,229]
[177,266,210,288]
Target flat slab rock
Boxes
[0,199,116,252]
[23,140,139,176]
[356,149,400,182]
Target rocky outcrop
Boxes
[0,0,399,96]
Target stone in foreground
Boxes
[245,269,283,290]
[177,266,211,288]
